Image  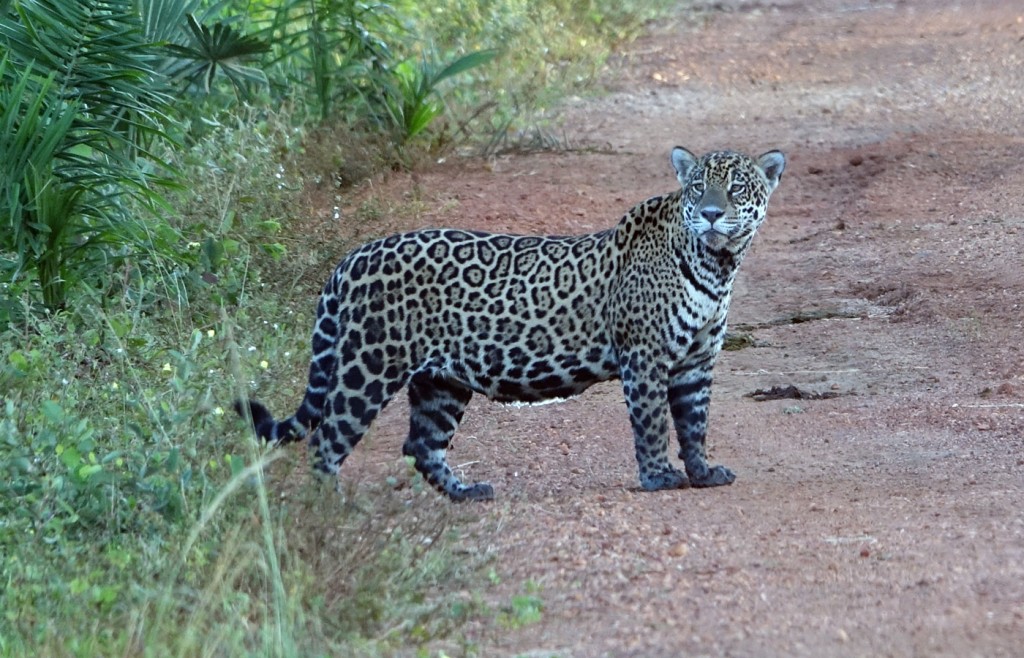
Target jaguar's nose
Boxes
[701,205,725,223]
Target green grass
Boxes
[0,2,684,655]
[0,292,484,656]
[0,116,499,657]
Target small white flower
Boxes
[214,406,225,416]
[248,346,257,352]
[207,329,215,338]
[162,363,172,373]
[260,360,269,370]
[61,378,69,386]
[111,382,119,391]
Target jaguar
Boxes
[236,146,786,501]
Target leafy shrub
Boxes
[379,48,500,144]
[255,0,400,123]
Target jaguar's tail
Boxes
[236,276,342,446]
[234,343,339,445]
[233,396,318,446]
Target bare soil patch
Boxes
[290,1,1024,655]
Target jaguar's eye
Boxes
[729,182,746,196]
[690,181,705,195]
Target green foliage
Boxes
[403,0,679,153]
[0,66,78,312]
[0,1,686,655]
[0,310,215,650]
[220,2,498,142]
[139,0,271,108]
[0,295,479,655]
[140,0,199,42]
[0,317,214,544]
[256,0,399,122]
[167,109,298,309]
[0,0,185,313]
[497,581,545,629]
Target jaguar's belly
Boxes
[440,347,620,404]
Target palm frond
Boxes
[163,14,269,97]
[141,0,201,42]
[0,0,183,310]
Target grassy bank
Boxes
[0,1,679,655]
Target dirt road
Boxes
[304,1,1024,655]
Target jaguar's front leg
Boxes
[620,349,690,491]
[668,367,735,488]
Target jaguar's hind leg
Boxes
[312,365,406,477]
[403,371,493,502]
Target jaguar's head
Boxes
[671,148,786,252]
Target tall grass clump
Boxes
[0,265,481,656]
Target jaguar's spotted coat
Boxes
[237,147,786,501]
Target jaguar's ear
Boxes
[671,147,698,185]
[757,150,786,192]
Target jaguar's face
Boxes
[671,148,786,251]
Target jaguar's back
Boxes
[329,228,621,404]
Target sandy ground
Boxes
[285,1,1024,655]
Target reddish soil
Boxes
[292,1,1024,655]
